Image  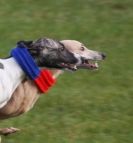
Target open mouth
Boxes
[58,60,99,71]
[59,63,77,71]
[77,59,99,70]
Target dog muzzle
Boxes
[11,44,56,93]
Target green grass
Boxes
[0,0,133,142]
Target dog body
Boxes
[0,40,105,118]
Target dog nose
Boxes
[101,53,106,59]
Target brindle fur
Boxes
[18,38,77,69]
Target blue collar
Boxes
[11,44,40,79]
[11,44,56,93]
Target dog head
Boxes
[60,40,106,70]
[17,38,78,71]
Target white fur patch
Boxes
[0,58,25,108]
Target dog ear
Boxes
[59,41,65,48]
[32,38,51,48]
[33,38,63,49]
[17,40,33,48]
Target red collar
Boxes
[34,70,56,93]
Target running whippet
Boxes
[0,39,106,135]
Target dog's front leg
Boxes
[51,70,64,78]
[0,70,63,119]
[0,127,20,136]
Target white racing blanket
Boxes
[0,57,24,108]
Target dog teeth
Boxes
[73,65,77,70]
[95,62,98,68]
[70,65,77,70]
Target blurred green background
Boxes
[0,0,133,143]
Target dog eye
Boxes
[59,47,64,51]
[80,47,85,51]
